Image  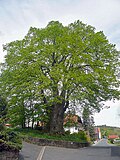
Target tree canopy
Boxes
[0,20,119,133]
[0,95,7,124]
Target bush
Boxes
[65,131,89,142]
[74,131,87,140]
[0,124,5,131]
[0,129,22,152]
[15,128,89,143]
[34,125,44,131]
[65,130,71,135]
[108,139,114,144]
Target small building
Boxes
[4,123,12,128]
[64,114,83,134]
[108,135,119,140]
[94,127,101,140]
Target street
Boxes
[19,139,120,160]
[92,138,114,147]
[19,142,43,160]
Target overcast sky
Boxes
[0,0,120,127]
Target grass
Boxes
[12,128,88,143]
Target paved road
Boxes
[19,140,120,160]
[42,146,120,160]
[19,141,43,160]
[93,138,114,147]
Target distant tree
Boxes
[0,20,119,133]
[82,107,96,140]
[82,107,90,131]
[88,116,95,140]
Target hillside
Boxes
[97,125,120,137]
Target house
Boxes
[94,127,101,140]
[5,123,11,127]
[108,135,119,140]
[64,114,83,134]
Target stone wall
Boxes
[0,151,19,160]
[0,141,19,160]
[111,146,120,157]
[24,137,90,149]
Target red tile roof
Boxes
[108,135,119,139]
[64,114,82,125]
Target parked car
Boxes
[114,138,120,143]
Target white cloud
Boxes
[94,101,120,127]
[0,0,120,36]
[0,0,120,45]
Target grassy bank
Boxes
[13,128,89,143]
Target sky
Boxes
[0,0,120,127]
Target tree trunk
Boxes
[31,118,34,129]
[21,113,26,128]
[49,103,64,134]
[21,119,25,128]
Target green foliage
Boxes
[14,128,88,143]
[0,124,5,131]
[64,120,78,128]
[108,139,114,144]
[82,107,95,141]
[0,129,22,151]
[98,125,120,137]
[0,20,120,132]
[64,130,71,135]
[0,95,7,124]
[69,131,89,142]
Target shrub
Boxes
[0,129,22,152]
[0,124,5,131]
[68,131,88,142]
[34,125,44,131]
[108,139,114,144]
[65,130,71,135]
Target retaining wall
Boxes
[24,137,90,148]
[0,151,19,160]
